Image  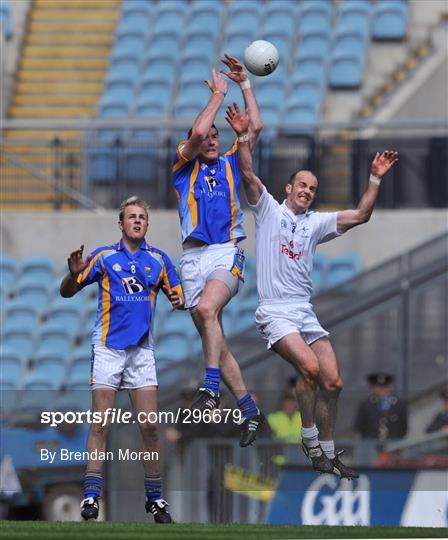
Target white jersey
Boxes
[249,187,343,303]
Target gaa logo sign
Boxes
[301,474,370,525]
[121,276,145,294]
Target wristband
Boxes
[239,79,251,90]
[369,174,382,186]
[238,133,249,143]
[213,90,226,97]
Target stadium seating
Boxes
[326,253,362,288]
[372,0,409,40]
[0,255,17,292]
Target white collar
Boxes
[281,200,309,221]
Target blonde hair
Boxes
[118,196,150,221]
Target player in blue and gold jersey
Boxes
[60,196,183,523]
[172,55,265,447]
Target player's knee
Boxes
[321,375,343,393]
[195,300,218,323]
[90,421,111,438]
[300,358,320,382]
[138,419,159,440]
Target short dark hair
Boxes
[288,170,318,186]
[187,123,219,139]
[119,196,149,221]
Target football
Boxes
[243,40,279,76]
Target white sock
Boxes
[319,439,335,459]
[301,424,319,448]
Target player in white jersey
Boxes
[225,103,398,478]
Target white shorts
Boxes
[255,301,329,349]
[179,242,245,309]
[91,344,158,390]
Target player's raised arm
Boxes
[225,102,264,205]
[60,244,90,297]
[336,150,398,234]
[221,53,263,151]
[181,68,228,161]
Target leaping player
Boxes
[171,55,265,447]
[225,102,398,477]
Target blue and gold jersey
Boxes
[76,239,182,350]
[172,141,246,245]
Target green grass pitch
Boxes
[2,522,448,539]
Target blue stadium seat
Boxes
[20,256,55,283]
[326,253,362,289]
[159,311,197,341]
[2,328,34,359]
[298,1,332,33]
[3,301,39,332]
[264,0,297,15]
[288,81,323,111]
[108,59,141,81]
[116,19,150,38]
[98,95,132,117]
[45,305,82,334]
[121,0,153,18]
[189,3,223,34]
[18,384,57,413]
[338,1,371,34]
[333,29,368,60]
[154,12,185,35]
[123,130,160,182]
[329,53,364,88]
[183,31,216,62]
[138,79,172,109]
[174,96,207,119]
[33,351,68,378]
[178,55,212,84]
[15,282,52,313]
[257,101,282,126]
[311,253,328,293]
[261,12,295,35]
[284,98,319,128]
[234,307,257,333]
[294,56,327,85]
[149,31,181,59]
[298,30,330,59]
[0,349,24,381]
[0,254,17,291]
[66,355,90,380]
[37,325,74,357]
[156,335,190,364]
[113,34,146,59]
[257,80,286,105]
[176,84,210,109]
[372,1,408,40]
[24,371,62,391]
[104,80,136,102]
[142,54,177,85]
[222,30,254,58]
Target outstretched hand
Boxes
[204,67,228,95]
[371,150,399,178]
[163,286,185,311]
[67,245,91,277]
[225,102,250,135]
[220,53,248,84]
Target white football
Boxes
[244,40,279,77]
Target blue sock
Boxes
[144,474,162,502]
[204,367,220,394]
[237,393,259,420]
[83,470,102,499]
